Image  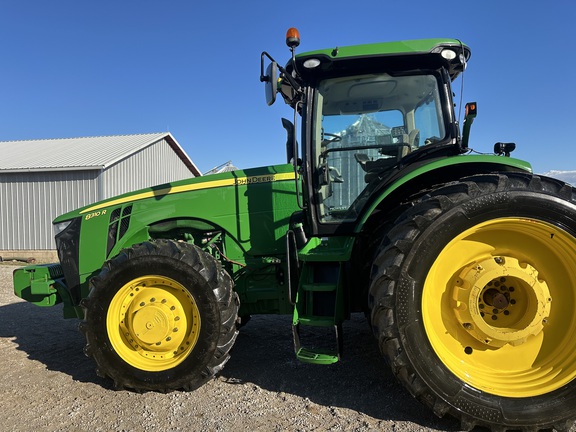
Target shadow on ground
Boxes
[222,313,460,431]
[0,300,459,430]
[0,301,112,388]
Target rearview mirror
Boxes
[264,61,278,106]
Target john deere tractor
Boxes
[14,28,576,431]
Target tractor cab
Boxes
[261,29,471,235]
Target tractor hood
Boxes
[54,164,298,224]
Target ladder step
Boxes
[296,347,339,365]
[292,323,343,364]
[301,283,337,292]
[298,316,334,327]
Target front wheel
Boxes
[81,239,239,391]
[369,173,576,431]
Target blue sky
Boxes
[1,1,574,175]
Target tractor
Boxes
[14,28,576,431]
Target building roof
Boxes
[0,132,201,176]
[203,161,238,175]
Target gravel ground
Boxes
[0,263,461,432]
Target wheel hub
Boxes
[453,256,552,347]
[120,288,189,355]
[107,275,200,371]
[132,303,174,345]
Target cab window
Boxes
[312,73,446,223]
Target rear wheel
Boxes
[369,173,576,431]
[81,239,239,391]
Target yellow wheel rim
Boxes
[107,275,201,372]
[423,217,576,397]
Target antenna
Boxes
[456,40,466,127]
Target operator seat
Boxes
[355,129,420,183]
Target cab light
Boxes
[441,49,457,60]
[466,102,477,117]
[303,58,321,69]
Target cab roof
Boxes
[293,38,471,81]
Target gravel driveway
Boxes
[0,263,460,431]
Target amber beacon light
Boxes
[286,27,300,48]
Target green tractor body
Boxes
[13,30,576,431]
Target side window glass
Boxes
[321,112,403,219]
[314,73,446,224]
[414,83,445,146]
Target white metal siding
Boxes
[101,138,195,198]
[1,136,197,251]
[0,171,98,249]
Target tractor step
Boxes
[301,282,336,292]
[291,262,345,365]
[298,316,334,327]
[292,321,343,365]
[295,347,339,365]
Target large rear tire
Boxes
[81,239,239,392]
[369,173,576,431]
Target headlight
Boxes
[303,58,321,69]
[53,220,73,236]
[441,49,457,60]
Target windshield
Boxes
[312,72,447,223]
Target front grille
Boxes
[119,205,132,238]
[47,264,64,279]
[106,205,132,257]
[106,208,122,256]
[55,217,82,305]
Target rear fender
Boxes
[356,155,532,233]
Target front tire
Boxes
[369,173,576,431]
[81,239,239,392]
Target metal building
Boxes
[0,133,201,254]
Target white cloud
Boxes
[542,170,576,186]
